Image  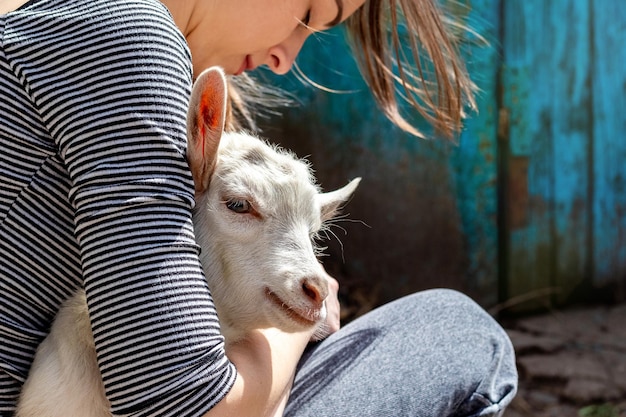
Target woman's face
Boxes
[171,0,366,77]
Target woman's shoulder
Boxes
[6,0,186,49]
[4,0,191,78]
[16,0,174,21]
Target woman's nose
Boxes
[265,32,309,75]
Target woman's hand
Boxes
[311,274,341,342]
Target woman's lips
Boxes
[235,55,252,75]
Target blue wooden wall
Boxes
[501,0,626,311]
[258,0,626,313]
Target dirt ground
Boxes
[501,303,626,417]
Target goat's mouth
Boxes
[264,288,320,327]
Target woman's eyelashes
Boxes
[300,9,311,27]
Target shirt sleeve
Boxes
[5,1,236,415]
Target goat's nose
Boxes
[301,277,328,307]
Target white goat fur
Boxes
[16,67,360,417]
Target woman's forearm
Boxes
[203,327,313,417]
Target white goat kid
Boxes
[16,67,360,417]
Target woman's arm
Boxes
[9,1,339,414]
[206,275,341,417]
[205,328,313,417]
[9,1,238,415]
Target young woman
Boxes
[0,0,517,416]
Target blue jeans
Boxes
[285,289,517,417]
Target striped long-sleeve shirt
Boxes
[0,0,236,415]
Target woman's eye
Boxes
[301,9,311,26]
[226,199,251,214]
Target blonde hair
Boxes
[229,0,476,139]
[345,0,476,139]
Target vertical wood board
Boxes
[501,0,558,308]
[549,0,592,304]
[591,1,626,294]
[450,0,501,304]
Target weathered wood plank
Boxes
[550,0,592,305]
[450,0,502,306]
[501,0,558,310]
[591,1,626,297]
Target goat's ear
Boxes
[318,177,361,222]
[186,66,227,194]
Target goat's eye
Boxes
[226,199,251,214]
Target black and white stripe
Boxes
[0,0,236,415]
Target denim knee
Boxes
[423,289,518,416]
